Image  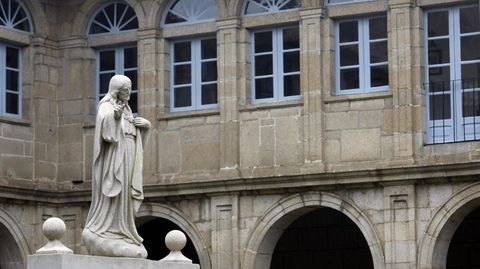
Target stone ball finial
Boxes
[165,230,187,252]
[43,217,66,241]
[160,230,192,263]
[36,217,73,255]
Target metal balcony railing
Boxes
[425,78,480,144]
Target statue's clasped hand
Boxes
[133,117,151,129]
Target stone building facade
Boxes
[0,0,480,268]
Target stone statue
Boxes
[82,74,151,258]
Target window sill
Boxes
[425,139,480,146]
[0,116,30,126]
[324,91,392,104]
[158,108,220,121]
[240,99,303,112]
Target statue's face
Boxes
[117,84,131,102]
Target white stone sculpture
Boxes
[82,74,151,258]
[160,230,192,263]
[36,217,73,254]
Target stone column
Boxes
[137,28,161,182]
[210,195,239,269]
[299,8,325,172]
[217,19,242,178]
[384,185,416,269]
[388,0,422,162]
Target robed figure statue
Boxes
[82,75,151,258]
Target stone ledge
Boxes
[27,254,200,269]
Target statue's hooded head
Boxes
[99,74,132,106]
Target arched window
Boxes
[163,0,218,26]
[243,0,301,104]
[0,0,31,32]
[244,0,301,15]
[87,1,138,35]
[88,1,139,113]
[162,0,219,112]
[0,0,30,117]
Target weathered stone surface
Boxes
[340,129,381,161]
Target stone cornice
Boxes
[1,161,480,203]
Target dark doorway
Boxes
[447,207,480,268]
[0,223,23,269]
[270,207,374,269]
[137,218,199,263]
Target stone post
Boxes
[299,7,325,172]
[217,18,242,178]
[388,0,422,162]
[138,28,161,182]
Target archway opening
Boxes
[0,223,24,269]
[270,207,374,269]
[446,207,480,268]
[137,217,200,263]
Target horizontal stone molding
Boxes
[1,161,480,202]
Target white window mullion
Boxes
[193,40,200,110]
[0,44,5,115]
[116,48,123,74]
[169,43,175,110]
[451,8,462,140]
[17,46,22,116]
[275,29,283,99]
[361,18,369,91]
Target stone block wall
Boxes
[158,115,221,182]
[0,0,479,185]
[0,123,33,180]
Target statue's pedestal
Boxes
[27,254,200,269]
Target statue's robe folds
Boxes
[83,100,148,258]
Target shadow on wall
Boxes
[137,217,200,263]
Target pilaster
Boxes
[384,184,417,269]
[388,0,421,160]
[299,8,325,171]
[210,195,239,269]
[56,37,93,183]
[31,36,61,181]
[137,28,162,181]
[217,18,242,178]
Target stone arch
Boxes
[13,0,47,36]
[71,0,147,37]
[137,202,212,269]
[418,182,480,269]
[144,0,167,30]
[229,0,245,17]
[0,207,30,269]
[242,191,385,269]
